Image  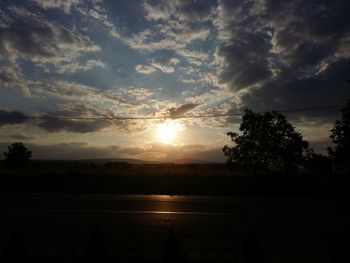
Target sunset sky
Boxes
[1,0,350,162]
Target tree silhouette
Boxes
[4,142,32,166]
[304,149,332,175]
[329,100,350,172]
[223,109,308,171]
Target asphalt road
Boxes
[0,194,349,261]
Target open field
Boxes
[0,161,349,197]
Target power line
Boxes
[1,105,344,121]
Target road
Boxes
[0,193,349,261]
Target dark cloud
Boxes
[0,6,99,70]
[217,0,350,92]
[37,105,114,133]
[216,5,273,90]
[38,118,108,133]
[0,105,147,134]
[262,0,350,71]
[37,104,148,134]
[0,107,108,133]
[240,59,350,120]
[0,109,29,126]
[174,0,216,22]
[167,103,198,118]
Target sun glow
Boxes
[157,120,183,144]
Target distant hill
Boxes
[30,158,219,164]
[172,158,218,164]
[81,158,157,164]
[73,158,218,164]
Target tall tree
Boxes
[329,100,350,172]
[223,109,308,171]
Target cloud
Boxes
[167,103,198,118]
[76,4,120,38]
[135,57,180,74]
[117,87,153,101]
[215,0,350,92]
[37,104,127,133]
[0,6,100,72]
[42,80,132,105]
[10,134,36,140]
[143,0,215,23]
[126,0,215,52]
[31,0,120,38]
[30,0,81,13]
[215,3,273,90]
[239,59,350,121]
[0,109,30,127]
[150,57,180,73]
[135,64,157,74]
[38,119,107,133]
[57,59,106,74]
[0,104,150,134]
[0,67,34,96]
[176,49,209,65]
[259,0,350,71]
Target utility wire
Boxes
[1,105,344,121]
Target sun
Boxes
[157,120,182,144]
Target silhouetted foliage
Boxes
[329,100,350,172]
[304,149,332,175]
[223,110,308,171]
[4,142,32,167]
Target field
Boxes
[0,160,349,197]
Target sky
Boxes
[0,0,350,162]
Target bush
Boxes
[4,142,32,167]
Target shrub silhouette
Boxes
[223,109,308,171]
[329,100,350,172]
[4,142,32,167]
[304,149,332,175]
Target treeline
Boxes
[223,100,350,174]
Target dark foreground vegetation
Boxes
[0,160,349,197]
